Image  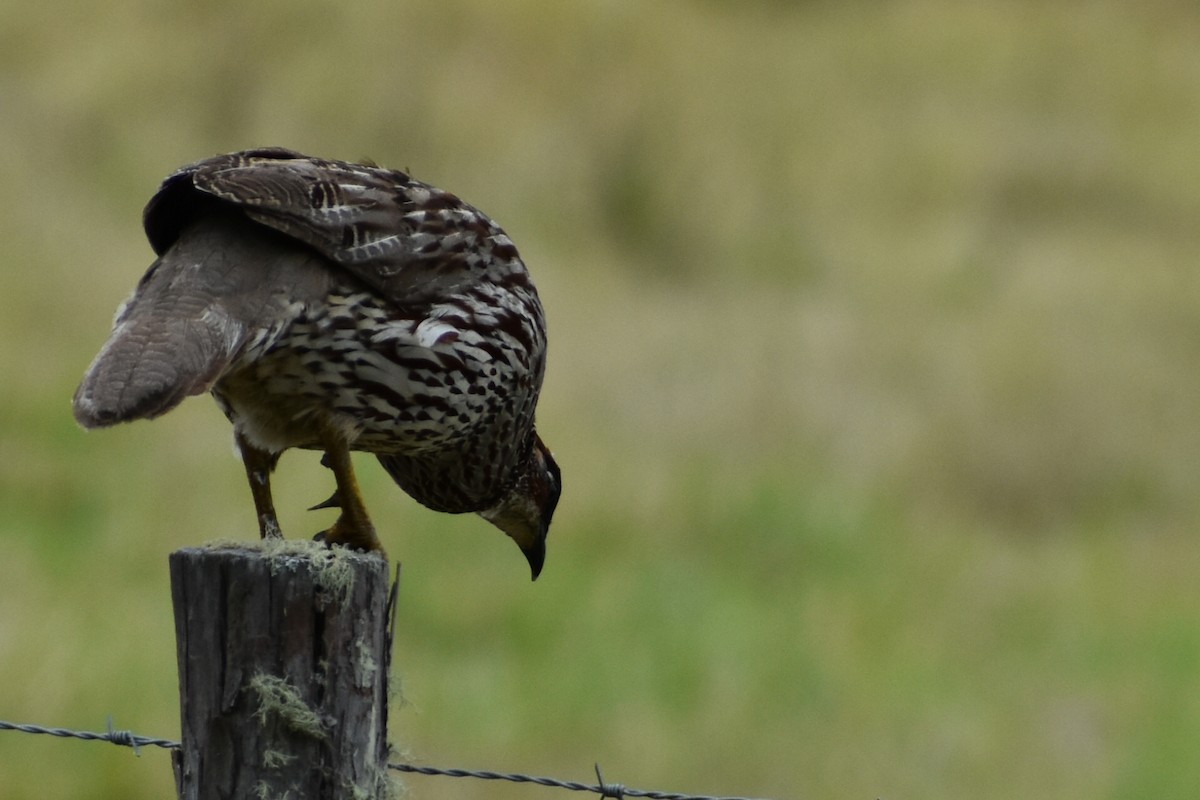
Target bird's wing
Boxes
[143,148,523,303]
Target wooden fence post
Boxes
[169,542,396,799]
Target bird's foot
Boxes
[259,514,283,539]
[315,512,384,554]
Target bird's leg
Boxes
[316,434,384,553]
[235,431,283,539]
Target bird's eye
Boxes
[543,453,562,495]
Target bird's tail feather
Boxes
[73,211,333,429]
[72,300,240,428]
[72,219,253,429]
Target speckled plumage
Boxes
[74,148,560,577]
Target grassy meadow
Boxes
[2,1,1200,797]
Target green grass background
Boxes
[2,1,1199,798]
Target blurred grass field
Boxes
[2,1,1199,797]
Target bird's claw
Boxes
[314,514,384,554]
[308,491,341,511]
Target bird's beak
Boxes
[522,535,546,581]
[480,504,549,581]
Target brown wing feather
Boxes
[143,149,523,305]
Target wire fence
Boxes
[0,717,775,800]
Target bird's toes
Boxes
[308,491,341,511]
[318,516,384,554]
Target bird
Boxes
[73,147,561,579]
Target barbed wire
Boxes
[0,717,776,800]
[0,718,179,755]
[389,761,769,800]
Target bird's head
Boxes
[479,434,561,580]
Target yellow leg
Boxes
[318,435,384,553]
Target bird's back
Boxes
[80,148,550,514]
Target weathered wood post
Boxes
[169,541,396,799]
